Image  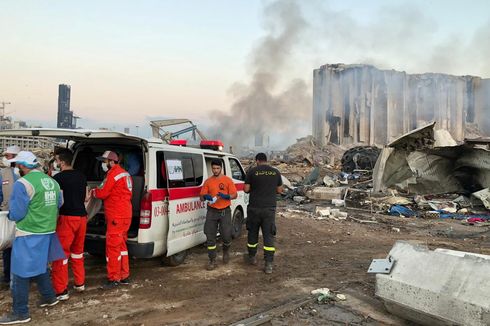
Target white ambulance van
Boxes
[0,129,248,265]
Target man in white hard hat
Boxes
[0,145,21,290]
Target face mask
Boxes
[2,157,10,167]
[13,167,20,176]
[101,162,109,172]
[51,170,60,177]
[53,161,60,171]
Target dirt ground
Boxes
[1,201,490,326]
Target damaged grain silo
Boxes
[313,64,490,146]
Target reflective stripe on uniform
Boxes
[247,243,258,248]
[121,251,128,256]
[71,253,84,259]
[207,245,217,250]
[263,246,276,252]
[114,172,131,181]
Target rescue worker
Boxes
[200,159,237,270]
[0,151,64,324]
[244,153,283,274]
[92,151,132,288]
[51,149,89,300]
[0,145,21,291]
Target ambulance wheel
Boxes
[231,208,244,239]
[162,250,188,267]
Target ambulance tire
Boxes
[231,208,244,239]
[162,250,188,267]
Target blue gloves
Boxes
[217,192,231,200]
[203,194,213,201]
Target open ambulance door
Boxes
[164,151,206,256]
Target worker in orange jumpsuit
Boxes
[92,151,133,289]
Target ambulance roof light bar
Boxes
[200,140,224,151]
[169,139,187,146]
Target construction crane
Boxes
[149,119,207,143]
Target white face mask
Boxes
[13,167,20,176]
[51,170,60,177]
[2,157,10,167]
[53,161,60,171]
[101,162,109,172]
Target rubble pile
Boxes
[270,123,490,227]
[282,135,345,167]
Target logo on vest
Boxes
[41,178,57,206]
[45,191,57,206]
[41,178,55,191]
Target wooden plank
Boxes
[229,297,313,326]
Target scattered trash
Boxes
[388,205,417,217]
[311,288,347,304]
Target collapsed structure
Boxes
[313,64,490,146]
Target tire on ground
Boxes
[162,250,188,266]
[231,208,244,239]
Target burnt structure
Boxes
[313,64,490,146]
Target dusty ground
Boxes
[1,201,489,326]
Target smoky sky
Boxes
[208,0,490,150]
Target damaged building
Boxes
[313,64,490,146]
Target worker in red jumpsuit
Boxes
[92,151,133,289]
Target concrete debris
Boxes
[331,199,345,207]
[315,207,331,217]
[281,175,293,190]
[375,241,490,326]
[322,175,336,187]
[313,206,348,220]
[306,187,343,201]
[283,136,345,167]
[293,196,308,204]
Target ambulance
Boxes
[0,129,248,266]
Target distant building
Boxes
[124,127,130,134]
[57,84,79,129]
[0,136,54,150]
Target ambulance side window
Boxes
[163,152,203,188]
[229,158,245,181]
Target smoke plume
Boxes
[209,0,311,150]
[209,0,490,150]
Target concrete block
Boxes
[308,187,343,200]
[375,241,490,326]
